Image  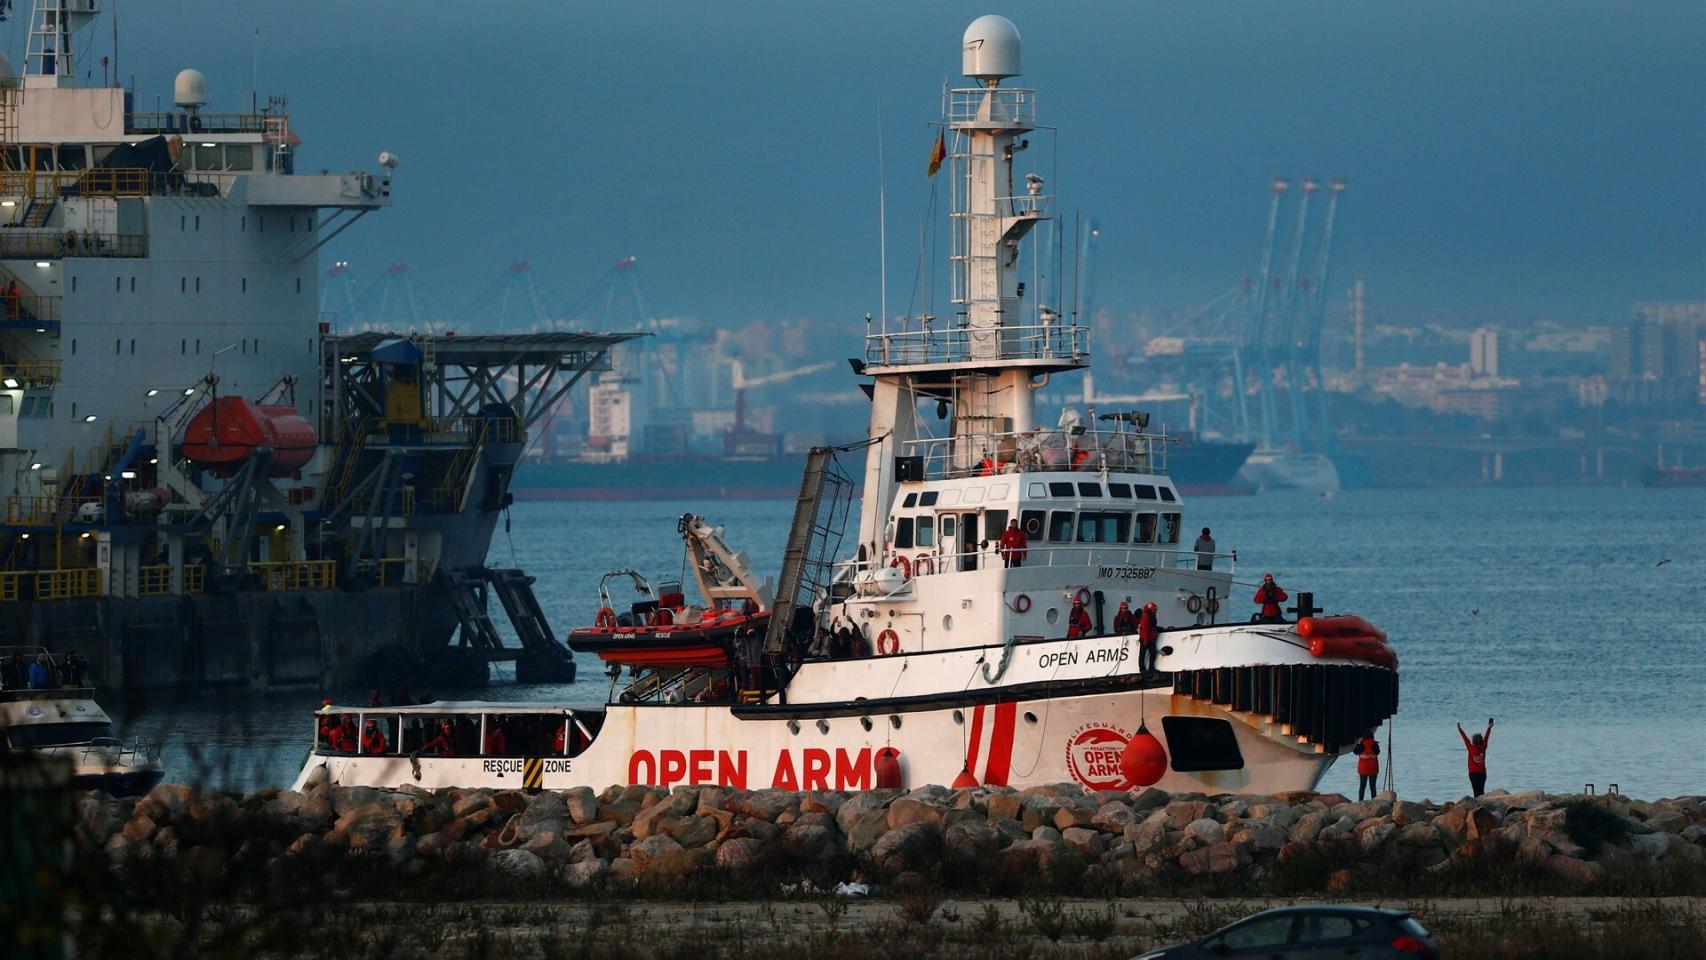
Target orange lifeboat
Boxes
[1296,615,1387,644]
[1298,615,1397,669]
[180,397,317,478]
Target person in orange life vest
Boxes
[1066,598,1094,639]
[335,715,358,753]
[317,700,337,749]
[1253,573,1288,623]
[998,519,1028,568]
[483,720,508,757]
[1352,729,1381,801]
[420,720,456,757]
[1458,718,1493,797]
[978,452,998,476]
[1112,599,1137,635]
[553,721,567,755]
[1137,602,1160,675]
[361,719,388,756]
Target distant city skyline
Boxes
[75,1,1706,328]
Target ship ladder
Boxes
[485,568,576,683]
[763,446,845,656]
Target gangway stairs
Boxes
[764,447,854,656]
[441,567,577,684]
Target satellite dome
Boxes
[962,15,1021,80]
[174,69,208,110]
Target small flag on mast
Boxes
[926,131,947,178]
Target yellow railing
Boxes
[249,560,336,591]
[0,229,148,259]
[375,557,411,586]
[0,571,20,602]
[3,495,104,526]
[139,564,209,596]
[0,359,60,386]
[33,568,102,600]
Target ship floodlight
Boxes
[149,457,158,464]
[146,388,159,397]
[121,470,137,480]
[0,200,13,207]
[29,462,42,470]
[34,328,45,333]
[2,378,17,388]
[34,261,50,268]
[19,533,28,539]
[275,523,287,532]
[184,388,196,395]
[200,142,217,148]
[83,415,97,422]
[80,532,92,539]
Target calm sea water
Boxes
[122,487,1706,801]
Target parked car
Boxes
[1132,905,1438,959]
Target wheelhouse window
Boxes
[894,517,915,550]
[1134,484,1158,500]
[1074,512,1130,544]
[1047,481,1074,497]
[1020,509,1045,540]
[5,721,114,748]
[1076,482,1102,497]
[903,493,917,507]
[918,490,939,507]
[1134,513,1157,543]
[1027,482,1047,498]
[1160,513,1181,544]
[983,509,1008,537]
[225,145,254,170]
[915,516,935,547]
[1047,510,1075,542]
[1159,487,1177,503]
[1108,482,1132,498]
[1161,716,1245,772]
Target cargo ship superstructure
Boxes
[299,16,1399,798]
[0,1,634,689]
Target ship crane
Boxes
[678,513,774,611]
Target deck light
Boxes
[80,532,92,539]
[275,523,287,532]
[2,377,17,388]
[34,261,50,268]
[34,328,45,333]
[83,414,97,422]
[201,142,217,148]
[19,533,28,539]
[121,470,136,480]
[149,457,158,464]
[145,388,159,397]
[184,388,196,395]
[1,200,13,207]
[29,462,41,470]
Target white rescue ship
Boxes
[294,15,1398,798]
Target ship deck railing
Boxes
[0,228,148,260]
[249,560,337,592]
[900,427,1169,480]
[0,359,59,387]
[5,495,107,526]
[865,317,1089,369]
[138,564,207,597]
[836,542,1236,588]
[944,86,1038,129]
[126,112,284,136]
[0,168,230,201]
[36,735,159,766]
[0,567,103,602]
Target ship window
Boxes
[1160,513,1181,544]
[226,145,253,171]
[241,216,247,232]
[129,277,135,292]
[193,143,220,170]
[114,338,120,354]
[1027,482,1046,498]
[939,488,962,506]
[915,516,934,547]
[903,493,917,508]
[180,277,186,292]
[290,216,297,232]
[1159,487,1177,503]
[1020,509,1044,539]
[989,482,1009,498]
[195,277,201,293]
[0,396,12,415]
[71,401,76,419]
[70,276,76,292]
[296,278,302,294]
[1135,513,1157,543]
[31,148,52,171]
[1161,716,1245,772]
[242,278,247,293]
[195,339,201,354]
[1047,510,1075,542]
[129,339,135,355]
[1077,512,1128,543]
[240,340,246,354]
[1077,482,1102,497]
[962,486,983,505]
[1048,481,1074,497]
[180,339,186,354]
[194,215,201,231]
[1134,484,1158,500]
[894,516,915,550]
[918,491,938,507]
[114,276,120,292]
[6,720,115,748]
[70,339,76,355]
[983,509,1008,537]
[57,145,85,170]
[91,145,114,165]
[1108,482,1132,498]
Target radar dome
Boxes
[173,69,208,109]
[962,15,1020,80]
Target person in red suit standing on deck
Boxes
[1458,718,1494,797]
[1253,573,1288,623]
[998,519,1028,568]
[1066,598,1093,639]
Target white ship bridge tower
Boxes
[857,15,1088,559]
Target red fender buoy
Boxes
[874,746,903,790]
[1120,721,1168,788]
[951,765,980,790]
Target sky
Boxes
[24,1,1705,328]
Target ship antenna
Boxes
[875,82,888,333]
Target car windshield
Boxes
[7,721,114,748]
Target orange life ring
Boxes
[595,606,617,630]
[1074,587,1092,607]
[1012,593,1032,613]
[914,553,935,576]
[890,554,912,579]
[877,628,901,655]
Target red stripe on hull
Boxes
[983,702,1018,786]
[964,703,986,777]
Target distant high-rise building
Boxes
[1469,327,1500,377]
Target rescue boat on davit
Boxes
[293,15,1399,798]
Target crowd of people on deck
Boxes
[0,650,91,691]
[313,686,592,760]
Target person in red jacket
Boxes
[1253,573,1288,623]
[997,519,1028,568]
[360,718,388,756]
[483,719,508,757]
[1066,598,1093,639]
[1458,718,1493,797]
[1112,600,1139,637]
[1352,729,1381,801]
[420,720,456,757]
[1137,602,1160,676]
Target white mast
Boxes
[24,0,101,88]
[855,16,1087,558]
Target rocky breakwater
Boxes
[77,773,1706,897]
